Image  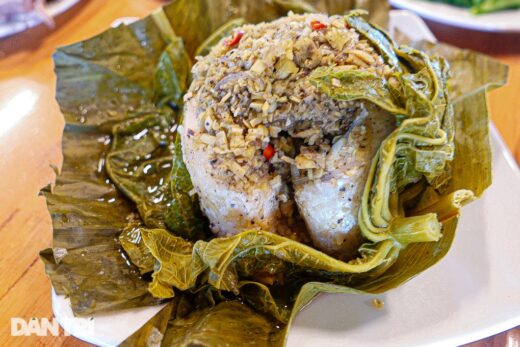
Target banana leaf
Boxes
[40,0,508,346]
[40,10,204,314]
[122,287,285,346]
[40,129,161,314]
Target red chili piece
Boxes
[310,20,327,30]
[225,31,244,48]
[263,144,275,161]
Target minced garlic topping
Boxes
[184,13,392,191]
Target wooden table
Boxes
[0,1,517,346]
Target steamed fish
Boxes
[182,13,395,257]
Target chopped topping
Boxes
[200,133,216,145]
[293,128,321,138]
[225,31,244,48]
[269,175,282,190]
[293,36,321,68]
[295,155,318,169]
[250,59,267,74]
[263,143,275,161]
[310,20,327,30]
[227,160,246,177]
[326,28,350,51]
[269,126,282,137]
[186,13,389,189]
[348,49,376,65]
[280,155,296,165]
[274,58,299,80]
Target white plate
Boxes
[52,11,520,347]
[0,0,81,39]
[391,0,520,32]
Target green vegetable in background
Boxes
[426,0,520,13]
[40,0,508,345]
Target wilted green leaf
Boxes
[153,38,191,106]
[41,126,159,315]
[106,111,176,229]
[120,301,174,347]
[165,133,208,241]
[411,41,509,102]
[139,228,400,304]
[140,228,204,298]
[162,301,284,346]
[40,244,159,315]
[119,222,156,275]
[309,68,405,113]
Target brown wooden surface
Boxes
[0,1,518,346]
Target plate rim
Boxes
[390,0,520,32]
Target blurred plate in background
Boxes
[0,0,80,39]
[391,0,520,32]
